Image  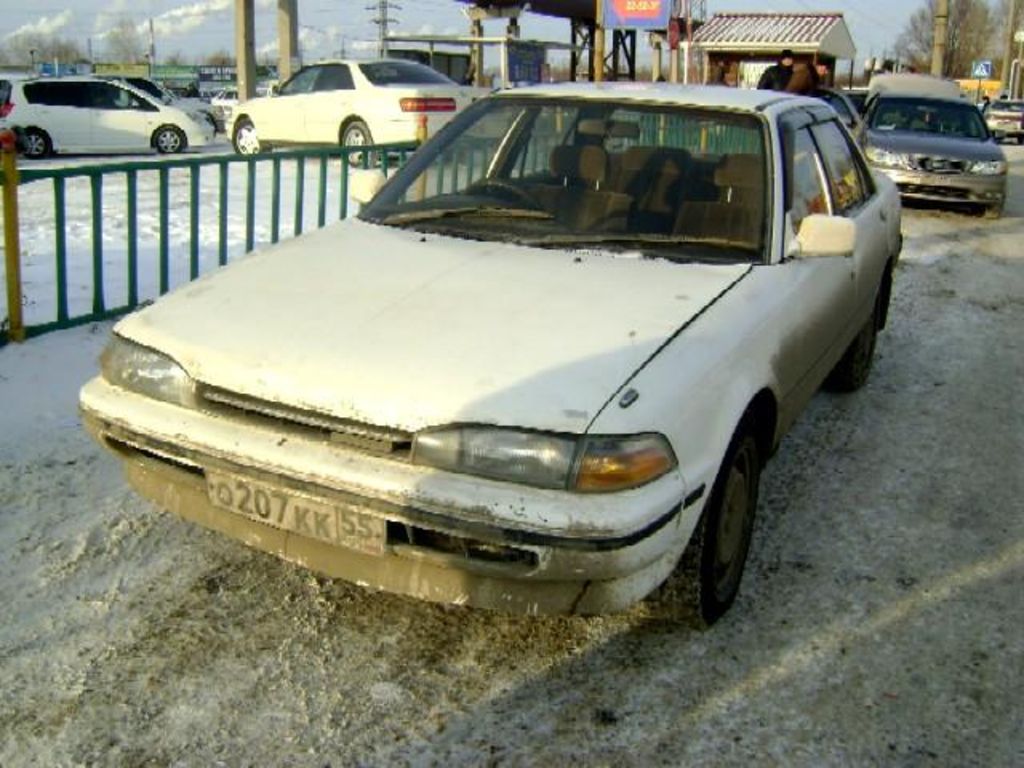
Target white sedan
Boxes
[230,59,483,155]
[81,84,901,625]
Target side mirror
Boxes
[350,169,386,205]
[792,214,856,258]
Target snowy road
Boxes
[1,147,1022,766]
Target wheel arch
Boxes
[338,114,370,141]
[740,388,779,465]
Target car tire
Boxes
[21,127,52,159]
[824,292,880,392]
[340,119,373,167]
[983,202,1004,219]
[153,125,186,154]
[233,118,262,155]
[652,426,761,629]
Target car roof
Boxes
[868,73,964,101]
[490,82,798,112]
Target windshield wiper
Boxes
[513,232,757,251]
[379,207,553,225]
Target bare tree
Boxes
[4,33,84,66]
[896,0,996,76]
[104,17,145,64]
[204,50,235,66]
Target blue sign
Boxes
[971,59,993,79]
[506,41,546,85]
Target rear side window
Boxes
[22,81,90,107]
[315,64,353,91]
[0,80,11,104]
[359,61,454,86]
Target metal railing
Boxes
[1,141,416,345]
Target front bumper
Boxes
[873,166,1006,207]
[80,377,699,615]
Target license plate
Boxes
[206,471,386,555]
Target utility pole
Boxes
[1001,0,1020,93]
[149,17,156,69]
[931,0,948,77]
[369,0,400,59]
[594,0,605,82]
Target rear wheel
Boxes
[153,125,186,154]
[233,118,261,155]
[22,127,52,159]
[983,202,1004,219]
[653,428,761,628]
[340,119,373,167]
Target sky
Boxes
[0,0,922,67]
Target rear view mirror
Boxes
[793,214,856,258]
[350,169,386,205]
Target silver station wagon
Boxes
[81,83,902,625]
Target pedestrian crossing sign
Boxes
[971,60,993,79]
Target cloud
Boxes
[150,0,234,38]
[6,10,73,39]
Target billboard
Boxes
[603,0,671,30]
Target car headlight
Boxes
[969,160,1007,175]
[412,427,676,492]
[864,146,911,169]
[100,335,195,407]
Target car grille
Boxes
[197,384,414,458]
[910,156,967,174]
[897,183,971,200]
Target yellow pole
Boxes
[1,129,24,343]
[594,0,605,82]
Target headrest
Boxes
[549,145,608,185]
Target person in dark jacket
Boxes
[757,49,794,91]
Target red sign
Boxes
[603,0,671,30]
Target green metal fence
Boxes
[1,143,416,346]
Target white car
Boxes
[111,76,221,133]
[3,76,213,157]
[230,59,483,155]
[81,84,901,625]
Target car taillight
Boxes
[0,102,13,118]
[399,97,456,113]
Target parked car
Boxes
[1,76,214,157]
[81,84,901,625]
[107,76,221,133]
[814,87,862,132]
[209,86,238,129]
[983,99,1024,144]
[859,81,1007,217]
[842,87,870,115]
[230,59,484,156]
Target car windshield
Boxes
[360,96,769,262]
[990,101,1024,113]
[869,97,987,139]
[358,61,456,86]
[127,78,174,104]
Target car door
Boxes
[264,65,321,143]
[810,120,890,321]
[21,81,92,150]
[303,63,354,143]
[88,82,159,151]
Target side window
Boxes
[811,121,871,214]
[315,64,353,91]
[86,83,127,110]
[279,67,320,96]
[24,82,82,107]
[790,128,830,230]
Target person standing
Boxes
[757,49,794,91]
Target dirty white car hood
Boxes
[116,219,750,434]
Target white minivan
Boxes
[1,76,214,157]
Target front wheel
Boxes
[340,119,373,167]
[654,429,761,628]
[153,125,186,154]
[233,118,261,155]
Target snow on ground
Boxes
[0,146,1022,766]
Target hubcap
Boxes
[236,125,259,154]
[25,134,45,156]
[157,130,180,153]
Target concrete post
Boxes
[594,0,605,82]
[278,0,300,83]
[235,0,257,101]
[931,0,948,77]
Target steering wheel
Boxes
[471,179,540,209]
